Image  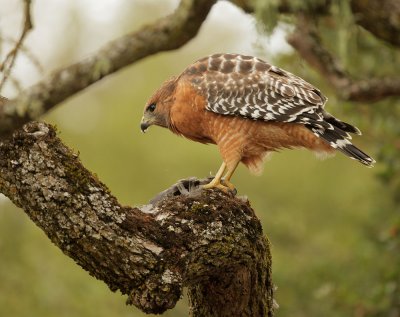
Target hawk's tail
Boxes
[306,118,375,167]
[323,115,361,135]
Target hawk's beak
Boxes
[140,122,149,133]
[140,117,150,133]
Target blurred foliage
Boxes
[0,0,399,316]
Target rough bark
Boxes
[0,0,216,139]
[0,121,273,316]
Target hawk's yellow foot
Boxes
[202,180,231,192]
[221,179,236,191]
[202,162,227,191]
[202,161,238,193]
[221,160,239,191]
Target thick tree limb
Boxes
[0,0,216,139]
[287,20,400,102]
[0,121,273,316]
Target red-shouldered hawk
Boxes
[140,54,375,191]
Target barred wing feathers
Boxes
[183,53,374,166]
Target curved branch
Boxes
[0,0,216,139]
[0,121,273,316]
[287,20,400,102]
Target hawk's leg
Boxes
[202,162,228,191]
[203,160,239,193]
[221,161,239,191]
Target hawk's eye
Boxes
[147,103,156,112]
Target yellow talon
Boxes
[221,179,236,191]
[202,181,231,192]
[201,161,239,193]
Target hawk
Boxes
[140,54,375,191]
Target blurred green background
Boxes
[0,1,399,316]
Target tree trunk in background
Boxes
[0,122,274,316]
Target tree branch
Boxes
[287,19,400,103]
[0,121,274,316]
[0,0,33,92]
[0,0,216,139]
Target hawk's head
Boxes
[140,77,177,133]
